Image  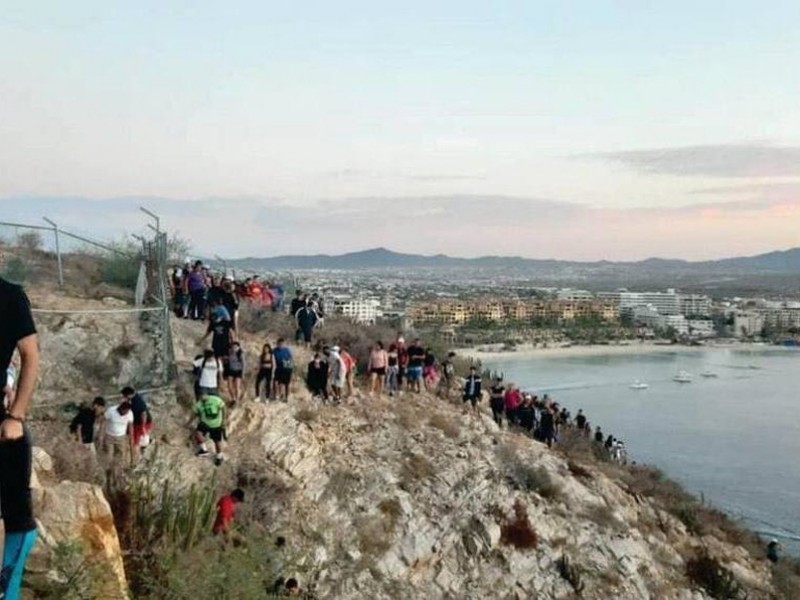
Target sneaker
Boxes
[213,455,224,466]
[254,397,261,403]
[196,449,211,458]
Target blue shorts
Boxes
[406,366,423,381]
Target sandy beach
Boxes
[459,341,768,361]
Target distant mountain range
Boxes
[222,246,800,275]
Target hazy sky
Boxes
[2,2,799,259]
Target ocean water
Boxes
[482,347,800,556]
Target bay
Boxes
[482,347,800,555]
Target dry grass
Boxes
[357,501,402,557]
[427,412,461,439]
[500,500,538,550]
[496,443,562,501]
[294,407,318,425]
[400,453,435,488]
[772,559,800,599]
[583,503,621,531]
[685,552,745,599]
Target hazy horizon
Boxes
[2,2,800,260]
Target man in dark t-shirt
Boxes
[0,275,40,597]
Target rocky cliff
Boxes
[23,308,787,599]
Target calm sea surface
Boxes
[482,347,800,555]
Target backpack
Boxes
[193,356,208,381]
[202,398,221,421]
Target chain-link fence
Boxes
[0,219,177,403]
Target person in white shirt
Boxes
[193,349,223,396]
[102,401,134,472]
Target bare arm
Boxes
[1,334,39,441]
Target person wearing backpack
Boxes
[70,397,107,454]
[193,349,223,397]
[272,338,293,402]
[192,391,226,465]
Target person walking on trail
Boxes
[272,339,294,402]
[254,343,274,402]
[193,392,226,465]
[70,397,106,454]
[221,277,240,332]
[385,343,400,397]
[102,400,135,482]
[202,300,234,359]
[193,349,223,397]
[327,346,347,404]
[306,352,329,402]
[395,335,409,392]
[489,377,506,427]
[462,366,482,414]
[225,342,245,405]
[185,260,207,320]
[438,352,457,399]
[294,301,319,348]
[539,404,556,449]
[289,290,305,319]
[405,339,425,394]
[122,386,153,461]
[367,341,388,397]
[340,347,356,398]
[213,488,245,536]
[0,272,40,600]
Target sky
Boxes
[2,1,800,260]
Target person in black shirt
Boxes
[70,397,107,446]
[462,367,482,414]
[405,339,425,393]
[221,278,240,331]
[289,291,305,318]
[202,311,233,359]
[539,405,556,448]
[306,353,329,402]
[489,378,505,427]
[0,275,40,598]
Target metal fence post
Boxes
[42,217,64,289]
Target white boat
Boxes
[673,370,693,383]
[700,370,718,378]
[629,381,649,390]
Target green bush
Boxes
[685,552,745,599]
[1,256,27,283]
[101,252,141,288]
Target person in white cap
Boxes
[327,346,346,404]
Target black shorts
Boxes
[224,368,243,379]
[463,394,479,406]
[213,343,230,358]
[275,368,292,385]
[371,367,386,376]
[197,421,224,442]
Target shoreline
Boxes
[458,340,790,361]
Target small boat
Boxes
[673,370,693,383]
[629,381,649,390]
[700,370,718,378]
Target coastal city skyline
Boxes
[3,2,800,259]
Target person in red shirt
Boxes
[504,384,522,426]
[212,488,245,535]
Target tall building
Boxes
[680,294,712,317]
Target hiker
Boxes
[254,343,274,401]
[575,409,587,432]
[328,346,347,404]
[202,299,234,359]
[212,488,245,535]
[306,352,329,401]
[272,338,294,402]
[462,366,482,414]
[221,276,240,331]
[367,341,387,397]
[340,347,356,398]
[0,271,40,599]
[594,426,604,443]
[102,400,135,475]
[438,352,457,399]
[539,404,556,449]
[517,395,536,433]
[504,384,522,426]
[422,348,438,391]
[405,339,425,393]
[225,341,245,405]
[289,290,305,318]
[70,397,106,453]
[489,377,506,426]
[385,343,400,396]
[122,386,153,460]
[193,391,226,465]
[193,349,223,396]
[767,539,781,563]
[294,301,319,348]
[395,334,409,391]
[171,266,186,317]
[185,260,207,320]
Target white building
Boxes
[733,311,764,338]
[661,314,689,335]
[680,294,712,317]
[687,319,715,338]
[335,298,383,324]
[641,289,681,316]
[556,289,595,302]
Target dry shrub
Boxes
[583,503,620,531]
[237,303,296,339]
[567,460,593,480]
[294,407,317,424]
[686,552,745,599]
[772,558,800,599]
[357,514,394,557]
[325,467,360,502]
[500,500,538,550]
[400,453,435,488]
[497,443,562,501]
[394,404,419,430]
[378,497,404,529]
[313,316,397,371]
[428,412,461,439]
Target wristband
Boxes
[5,415,25,423]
